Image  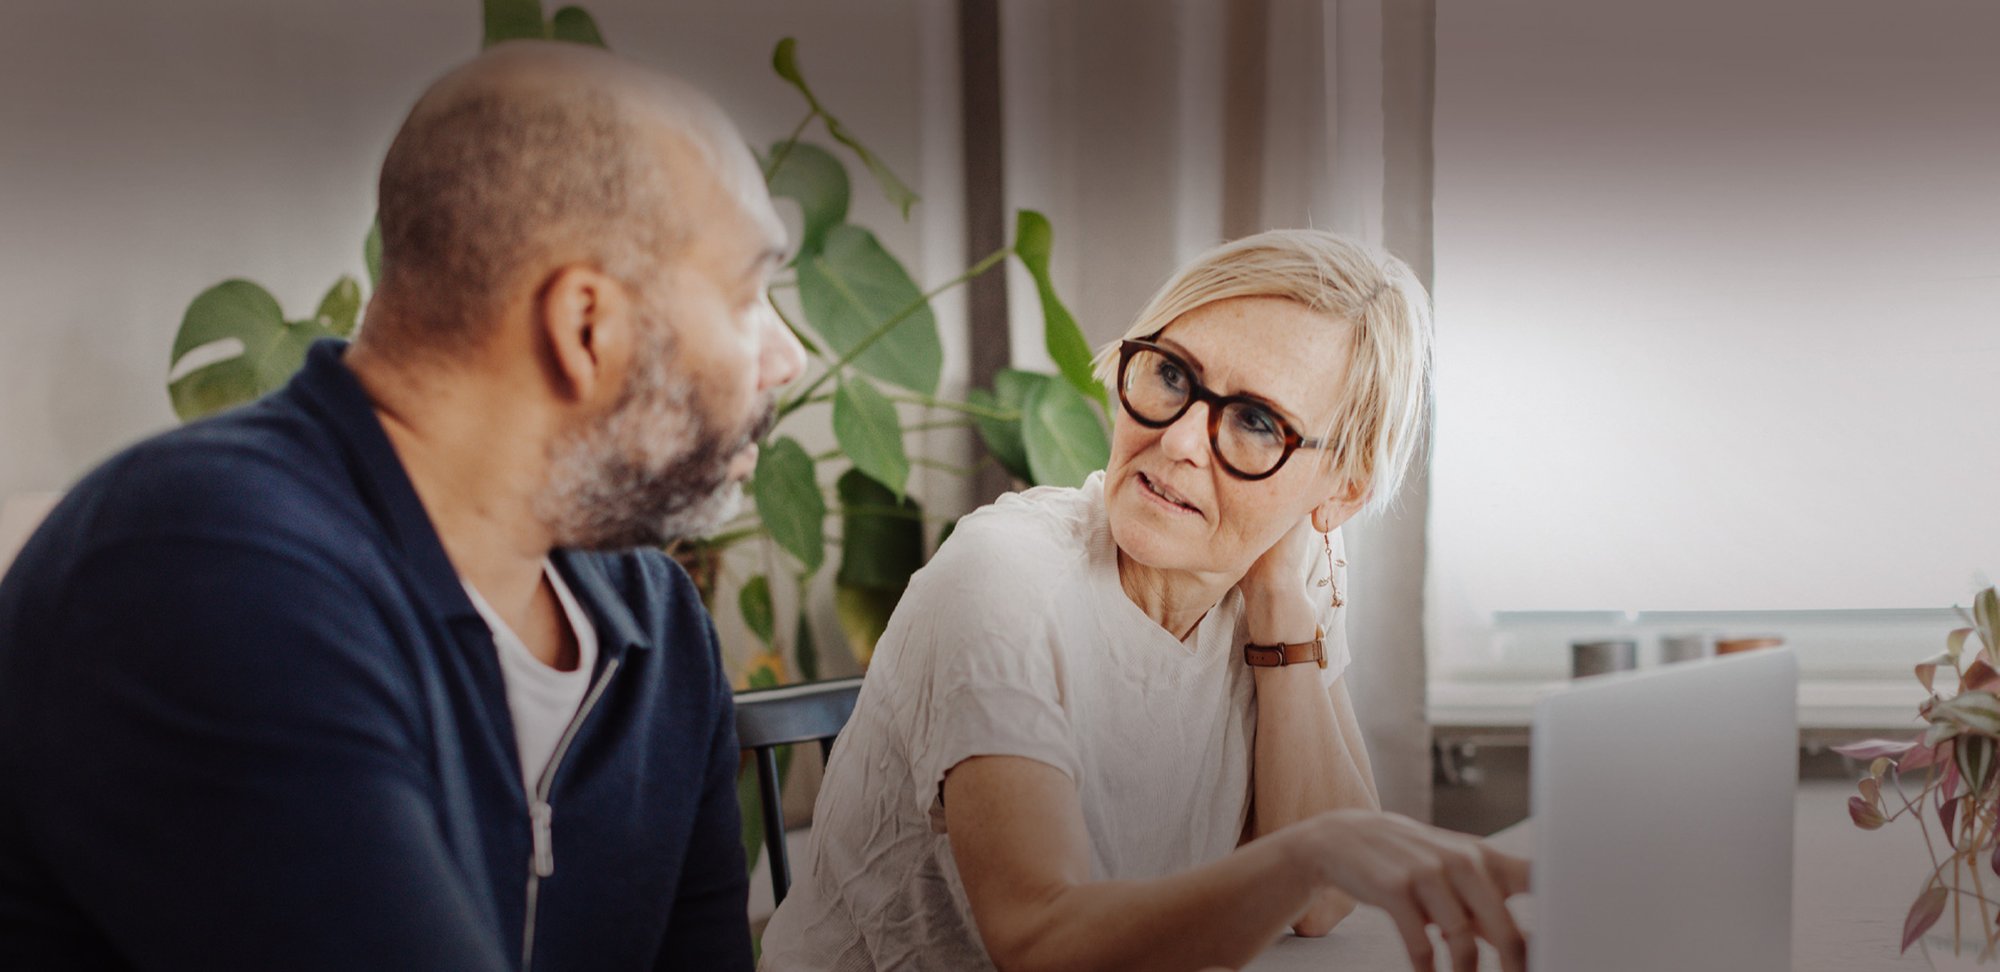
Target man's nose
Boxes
[758,299,808,392]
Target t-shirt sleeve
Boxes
[1309,527,1354,687]
[886,522,1085,830]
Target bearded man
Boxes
[0,41,804,971]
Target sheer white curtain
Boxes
[997,0,1437,817]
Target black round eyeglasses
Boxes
[1114,333,1329,481]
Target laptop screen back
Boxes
[1529,647,1798,972]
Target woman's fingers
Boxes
[1484,843,1532,895]
[1381,898,1437,972]
[1446,850,1527,972]
[1412,866,1479,972]
[1310,812,1534,972]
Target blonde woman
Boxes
[760,231,1528,972]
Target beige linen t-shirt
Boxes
[758,472,1350,971]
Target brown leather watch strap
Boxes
[1242,626,1326,669]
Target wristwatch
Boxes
[1243,626,1326,669]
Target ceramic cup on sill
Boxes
[1716,635,1785,656]
[1571,639,1637,679]
[1660,632,1717,665]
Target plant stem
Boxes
[776,244,1014,419]
[903,418,976,432]
[886,393,1017,421]
[1971,795,1995,956]
[701,525,767,549]
[761,109,819,182]
[911,457,972,477]
[829,504,955,527]
[830,503,924,522]
[1955,803,1964,955]
[1908,765,1946,879]
[769,296,823,360]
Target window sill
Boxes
[1428,674,1926,732]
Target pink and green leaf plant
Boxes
[1836,584,2000,960]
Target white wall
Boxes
[0,0,957,496]
[0,0,972,682]
[1428,0,2000,675]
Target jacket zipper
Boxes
[520,655,623,971]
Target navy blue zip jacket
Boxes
[0,341,752,971]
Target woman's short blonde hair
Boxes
[1089,229,1433,514]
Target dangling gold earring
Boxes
[1316,531,1345,607]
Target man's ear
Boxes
[536,264,634,406]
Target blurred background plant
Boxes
[1836,584,2000,968]
[160,0,1111,895]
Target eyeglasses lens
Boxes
[1122,347,1288,477]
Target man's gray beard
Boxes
[535,337,766,551]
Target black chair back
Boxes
[735,676,864,907]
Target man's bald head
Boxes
[369,42,762,354]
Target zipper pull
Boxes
[531,800,555,878]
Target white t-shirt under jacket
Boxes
[759,472,1350,971]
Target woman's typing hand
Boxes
[1289,810,1531,972]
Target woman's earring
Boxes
[1316,532,1345,608]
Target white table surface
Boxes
[1246,780,1934,971]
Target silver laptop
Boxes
[1530,647,1798,972]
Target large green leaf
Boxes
[765,140,850,256]
[739,574,775,646]
[1014,210,1106,409]
[968,369,1043,482]
[1021,377,1110,488]
[549,6,606,46]
[483,0,544,46]
[314,276,362,339]
[364,217,382,290]
[836,469,924,590]
[795,224,941,395]
[167,280,333,422]
[769,38,918,219]
[833,377,909,499]
[823,115,918,220]
[835,584,901,670]
[793,608,819,682]
[772,36,807,87]
[965,390,1019,481]
[168,364,261,424]
[1977,587,1999,654]
[1958,734,1997,792]
[752,436,825,573]
[828,439,924,670]
[1933,690,2000,737]
[170,279,282,364]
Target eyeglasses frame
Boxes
[1113,333,1328,481]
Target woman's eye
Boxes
[1235,407,1282,440]
[1155,359,1187,390]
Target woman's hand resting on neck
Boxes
[1239,515,1325,648]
